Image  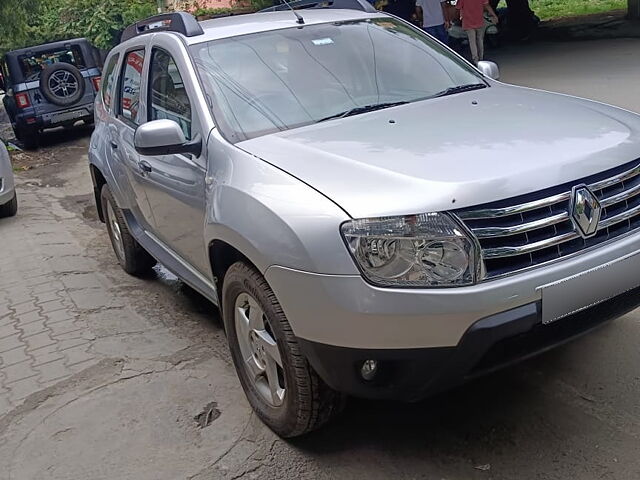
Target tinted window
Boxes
[19,46,86,82]
[120,49,145,125]
[149,49,192,140]
[101,54,120,111]
[191,18,483,142]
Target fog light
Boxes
[360,359,378,381]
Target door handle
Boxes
[138,160,153,175]
[110,141,118,149]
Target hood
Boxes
[238,84,640,219]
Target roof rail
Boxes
[121,12,204,43]
[259,0,377,14]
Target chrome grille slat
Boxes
[458,160,640,279]
[456,192,571,220]
[474,212,570,238]
[588,163,640,191]
[598,202,640,230]
[600,182,640,207]
[482,232,580,259]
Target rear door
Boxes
[110,45,157,230]
[135,41,208,274]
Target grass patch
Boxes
[529,0,626,20]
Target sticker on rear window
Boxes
[312,38,334,46]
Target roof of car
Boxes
[5,38,90,58]
[185,10,385,45]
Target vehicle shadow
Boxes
[295,363,546,450]
[35,123,94,149]
[288,332,609,474]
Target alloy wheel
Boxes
[234,292,285,407]
[106,200,125,262]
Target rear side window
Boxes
[19,46,86,82]
[148,48,192,140]
[101,54,120,111]
[120,49,145,125]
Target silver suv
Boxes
[89,6,640,437]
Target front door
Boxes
[136,46,208,274]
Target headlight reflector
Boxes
[342,213,477,287]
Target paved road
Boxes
[1,38,640,480]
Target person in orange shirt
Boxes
[456,0,498,65]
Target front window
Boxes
[149,48,192,140]
[191,18,484,142]
[19,46,86,82]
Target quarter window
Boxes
[120,49,145,125]
[101,54,120,111]
[149,49,192,140]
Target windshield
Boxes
[191,17,485,142]
[19,46,86,82]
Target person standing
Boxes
[456,0,499,65]
[415,0,449,44]
[383,0,418,23]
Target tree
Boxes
[1,0,157,54]
[0,0,39,53]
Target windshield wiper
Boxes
[433,83,487,98]
[318,101,409,123]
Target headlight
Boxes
[341,213,478,287]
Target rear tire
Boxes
[13,125,38,150]
[222,261,345,437]
[0,192,18,218]
[100,184,156,275]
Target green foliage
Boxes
[192,6,234,17]
[0,0,39,53]
[1,0,157,54]
[528,0,625,20]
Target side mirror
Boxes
[134,119,201,157]
[477,61,500,80]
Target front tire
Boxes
[222,262,345,437]
[0,192,18,218]
[100,184,156,275]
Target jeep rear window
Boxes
[191,18,484,142]
[19,46,86,82]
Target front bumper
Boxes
[297,289,640,400]
[265,230,640,400]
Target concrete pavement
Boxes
[1,37,640,480]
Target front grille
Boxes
[456,159,640,279]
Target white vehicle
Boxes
[0,142,17,218]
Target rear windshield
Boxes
[19,46,86,82]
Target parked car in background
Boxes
[0,142,17,218]
[0,38,102,149]
[91,7,640,438]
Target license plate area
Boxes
[539,250,640,324]
[46,108,89,124]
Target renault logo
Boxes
[572,186,601,237]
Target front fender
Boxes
[205,136,358,276]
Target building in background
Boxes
[164,0,236,11]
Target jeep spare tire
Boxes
[40,63,85,107]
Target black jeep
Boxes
[0,38,102,149]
